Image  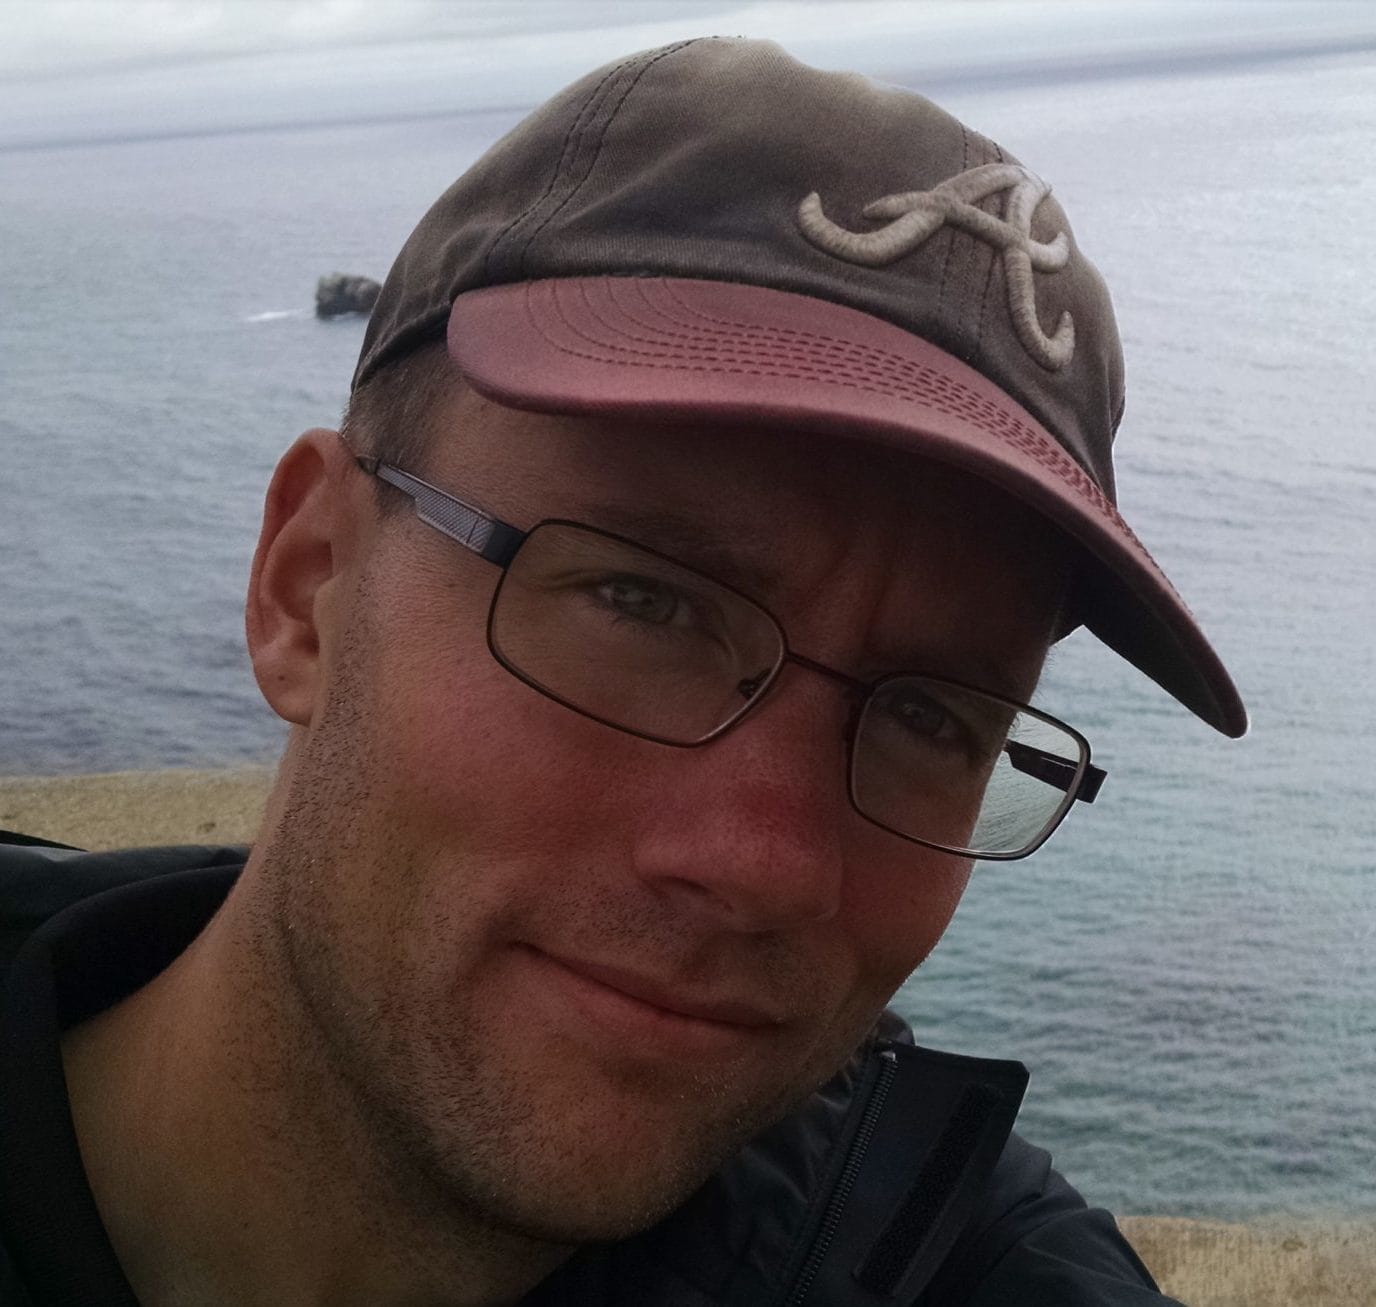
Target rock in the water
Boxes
[315,273,381,318]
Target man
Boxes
[0,37,1245,1306]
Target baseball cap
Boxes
[354,37,1246,737]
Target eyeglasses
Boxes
[355,455,1105,860]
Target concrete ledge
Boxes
[1119,1217,1374,1306]
[0,767,272,850]
[2,770,1371,1304]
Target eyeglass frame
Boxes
[351,452,1106,861]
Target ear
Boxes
[246,429,362,726]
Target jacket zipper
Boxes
[782,1048,899,1307]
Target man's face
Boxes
[259,377,1068,1243]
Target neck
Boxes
[60,872,570,1307]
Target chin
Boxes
[416,1126,718,1247]
[400,1061,794,1247]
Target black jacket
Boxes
[0,839,1179,1305]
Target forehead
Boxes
[413,378,1069,687]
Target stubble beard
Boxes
[252,622,814,1253]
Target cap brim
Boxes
[448,275,1246,737]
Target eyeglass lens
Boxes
[488,522,1085,858]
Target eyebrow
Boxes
[566,504,785,600]
[917,646,1046,703]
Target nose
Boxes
[629,668,851,933]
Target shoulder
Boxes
[0,838,248,976]
[919,1131,1183,1305]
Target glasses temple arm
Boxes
[1004,739,1106,804]
[356,457,525,566]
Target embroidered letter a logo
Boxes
[798,163,1075,371]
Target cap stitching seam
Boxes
[657,279,960,371]
[657,279,1091,428]
[611,280,933,374]
[654,280,1114,509]
[539,282,1168,583]
[515,39,701,275]
[482,54,636,284]
[509,59,635,276]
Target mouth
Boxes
[517,945,786,1056]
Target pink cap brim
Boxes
[448,276,1246,737]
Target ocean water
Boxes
[2,34,1374,1221]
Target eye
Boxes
[866,679,1010,770]
[595,574,690,626]
[883,687,952,739]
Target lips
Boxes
[546,952,786,1028]
[518,944,787,1049]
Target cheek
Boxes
[769,854,972,1108]
[365,640,666,962]
[400,668,644,851]
[838,846,972,1016]
[370,567,638,829]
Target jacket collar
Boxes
[566,1027,1027,1306]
